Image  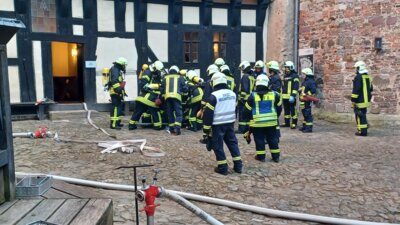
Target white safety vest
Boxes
[211,89,236,125]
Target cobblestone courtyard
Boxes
[12,113,400,225]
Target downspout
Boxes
[294,0,300,69]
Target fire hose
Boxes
[15,172,398,225]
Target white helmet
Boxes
[211,72,227,87]
[301,68,314,76]
[220,64,230,73]
[150,60,164,72]
[267,61,280,71]
[214,58,225,67]
[207,64,219,76]
[255,74,270,87]
[354,61,368,74]
[187,70,198,81]
[254,60,264,69]
[239,61,251,71]
[169,65,179,74]
[283,61,295,71]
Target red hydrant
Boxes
[137,170,162,225]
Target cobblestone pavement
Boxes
[12,112,400,225]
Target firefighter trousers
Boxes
[211,123,242,173]
[238,101,249,133]
[188,102,202,131]
[355,107,368,135]
[130,101,162,129]
[301,102,313,129]
[252,126,280,161]
[165,98,183,129]
[110,94,123,128]
[283,99,298,126]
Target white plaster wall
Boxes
[125,2,135,32]
[72,0,83,18]
[8,66,20,103]
[6,35,17,58]
[73,25,84,36]
[147,30,168,62]
[182,6,199,24]
[263,8,269,61]
[97,0,115,32]
[241,9,256,26]
[32,41,44,100]
[0,0,14,11]
[95,37,138,103]
[241,32,256,62]
[147,4,168,23]
[212,8,228,26]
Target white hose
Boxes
[15,172,398,225]
[160,188,223,225]
[13,132,34,138]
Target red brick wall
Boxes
[299,0,400,114]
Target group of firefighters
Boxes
[104,57,373,175]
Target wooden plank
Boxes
[46,199,88,225]
[0,199,42,225]
[16,199,65,225]
[69,199,113,225]
[51,181,104,199]
[42,188,76,199]
[0,200,17,215]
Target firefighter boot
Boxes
[291,119,298,129]
[298,123,305,131]
[281,118,290,127]
[128,124,137,130]
[271,153,280,163]
[214,164,228,175]
[302,125,313,133]
[233,160,243,174]
[174,127,181,135]
[254,154,266,162]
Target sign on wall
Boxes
[85,61,97,68]
[299,48,314,72]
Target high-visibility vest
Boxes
[211,89,236,125]
[164,74,182,101]
[250,92,278,127]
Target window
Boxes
[31,0,57,33]
[183,32,199,64]
[213,32,227,60]
[241,0,258,5]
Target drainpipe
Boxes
[294,0,300,70]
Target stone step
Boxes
[48,110,101,121]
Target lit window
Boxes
[31,0,57,33]
[183,32,199,64]
[213,32,227,60]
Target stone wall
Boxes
[299,0,400,115]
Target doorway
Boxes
[51,42,84,102]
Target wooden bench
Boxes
[11,102,54,120]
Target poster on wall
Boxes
[299,48,314,72]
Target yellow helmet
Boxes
[116,57,128,66]
[301,68,314,76]
[266,61,280,71]
[179,69,187,76]
[142,64,149,70]
[102,67,110,74]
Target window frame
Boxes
[213,32,228,60]
[30,0,58,33]
[183,31,200,64]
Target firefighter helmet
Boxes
[169,65,179,74]
[211,72,227,87]
[283,61,295,71]
[239,61,251,71]
[187,70,198,81]
[207,64,219,77]
[301,68,314,76]
[115,57,128,66]
[266,61,280,71]
[254,60,265,69]
[150,60,164,72]
[214,58,225,67]
[354,61,368,74]
[220,65,230,74]
[255,74,270,87]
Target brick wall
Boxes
[299,0,400,114]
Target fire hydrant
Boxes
[136,170,162,225]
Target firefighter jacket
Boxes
[282,71,300,99]
[202,85,237,133]
[225,74,237,94]
[160,73,188,101]
[135,69,161,107]
[244,89,282,128]
[238,72,256,102]
[299,77,317,101]
[188,82,204,104]
[201,80,213,107]
[351,72,373,108]
[253,71,266,77]
[268,73,282,93]
[109,65,125,96]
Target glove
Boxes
[289,96,295,103]
[243,131,251,144]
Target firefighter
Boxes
[281,61,300,129]
[137,64,152,127]
[351,61,373,136]
[220,65,237,94]
[129,61,164,130]
[254,60,266,77]
[299,68,317,133]
[179,69,190,128]
[214,58,225,68]
[237,60,256,133]
[266,60,283,137]
[186,70,204,131]
[243,74,282,162]
[109,57,127,130]
[198,64,220,123]
[202,72,242,175]
[161,65,188,135]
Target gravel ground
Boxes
[12,112,400,225]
